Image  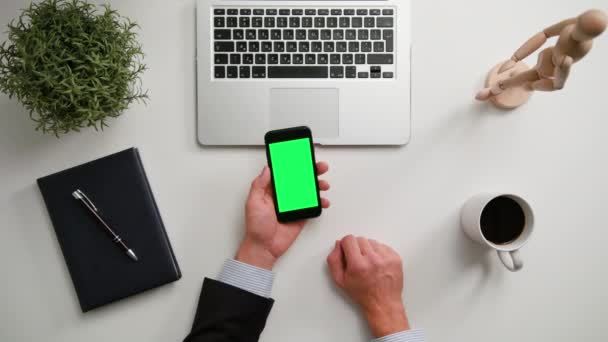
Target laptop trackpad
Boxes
[270,88,339,138]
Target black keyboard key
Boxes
[239,66,250,78]
[361,41,372,52]
[382,9,394,15]
[299,41,310,52]
[239,17,250,27]
[274,41,285,52]
[327,17,338,28]
[355,54,366,64]
[262,41,272,52]
[255,54,266,64]
[314,17,325,28]
[243,54,254,64]
[305,9,316,15]
[324,42,334,52]
[266,9,277,15]
[336,42,347,52]
[371,72,381,79]
[321,29,332,40]
[214,54,228,64]
[344,9,355,15]
[214,29,231,40]
[252,17,263,27]
[308,29,319,40]
[383,29,394,52]
[306,54,316,64]
[348,42,359,52]
[265,17,275,27]
[346,29,356,40]
[227,66,238,78]
[357,9,368,15]
[237,41,247,52]
[214,17,225,27]
[214,9,225,15]
[358,29,369,40]
[330,54,341,64]
[339,17,350,28]
[377,17,394,27]
[227,17,238,27]
[330,66,344,78]
[331,9,342,15]
[215,66,225,78]
[292,9,303,15]
[352,17,363,28]
[373,41,384,52]
[364,17,375,28]
[343,54,354,64]
[253,66,266,78]
[230,54,241,64]
[371,66,381,73]
[268,54,279,64]
[368,54,394,64]
[215,42,234,52]
[283,29,294,40]
[234,29,244,40]
[318,9,329,15]
[293,54,304,64]
[240,9,251,15]
[383,72,394,78]
[371,29,381,40]
[271,29,281,39]
[246,29,256,40]
[302,17,313,27]
[287,41,297,52]
[358,72,369,78]
[370,9,381,15]
[253,9,264,15]
[346,66,357,78]
[280,54,292,64]
[311,41,322,52]
[277,17,288,27]
[249,41,259,52]
[279,9,290,15]
[318,54,328,64]
[333,29,344,40]
[268,66,328,78]
[259,29,269,40]
[296,29,307,40]
[290,17,300,27]
[227,9,238,15]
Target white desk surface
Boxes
[1,0,607,341]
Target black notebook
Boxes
[37,148,181,312]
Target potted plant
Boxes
[0,0,148,136]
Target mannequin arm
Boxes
[553,55,574,90]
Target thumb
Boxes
[249,166,271,198]
[327,241,345,287]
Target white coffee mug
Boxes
[460,193,534,272]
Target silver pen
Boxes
[72,189,139,262]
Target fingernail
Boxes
[260,166,267,175]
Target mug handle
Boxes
[497,249,523,272]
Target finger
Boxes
[318,180,330,191]
[327,241,345,286]
[357,237,373,256]
[321,197,331,208]
[316,161,329,175]
[248,166,271,200]
[340,235,363,263]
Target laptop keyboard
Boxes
[212,7,396,79]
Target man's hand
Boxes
[498,57,518,74]
[327,235,410,338]
[236,162,331,271]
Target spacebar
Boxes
[268,66,328,78]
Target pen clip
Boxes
[72,189,98,212]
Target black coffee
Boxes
[480,196,526,245]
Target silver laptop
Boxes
[196,1,411,145]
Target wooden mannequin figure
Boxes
[476,9,607,109]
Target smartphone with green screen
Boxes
[265,126,322,222]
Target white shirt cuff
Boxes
[372,329,425,342]
[217,259,275,298]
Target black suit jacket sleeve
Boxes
[184,278,275,342]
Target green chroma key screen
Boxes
[268,138,318,213]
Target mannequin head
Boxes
[573,9,607,42]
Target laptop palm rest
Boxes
[270,88,339,139]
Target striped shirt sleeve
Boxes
[372,330,425,342]
[217,259,275,298]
